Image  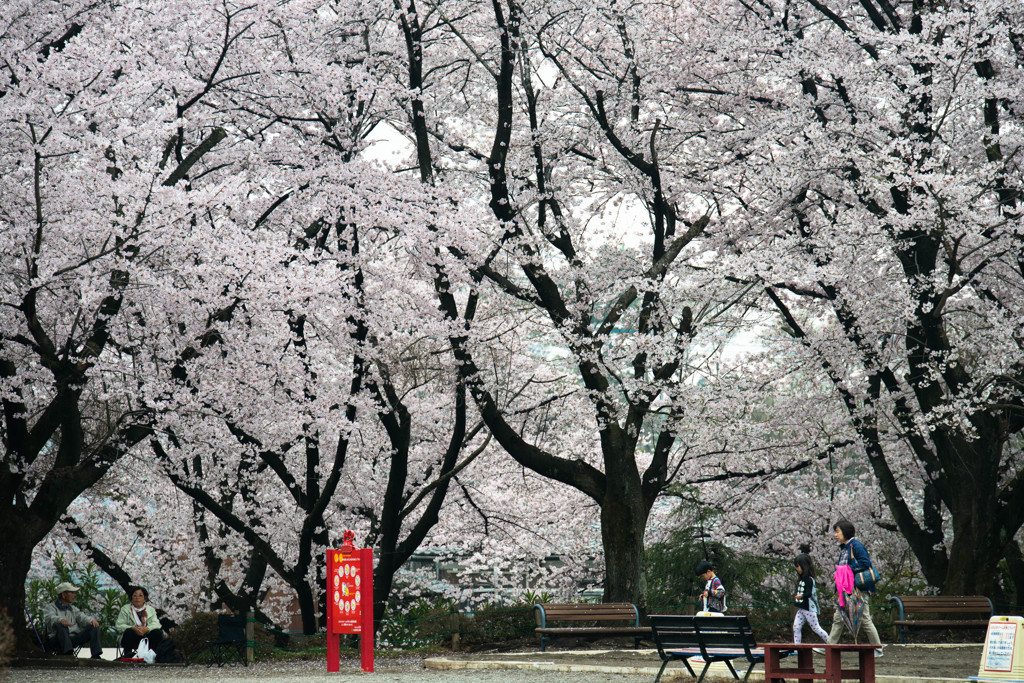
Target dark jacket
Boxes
[794,575,821,613]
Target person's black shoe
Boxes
[91,653,103,659]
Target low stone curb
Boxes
[11,658,185,669]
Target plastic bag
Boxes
[136,637,156,664]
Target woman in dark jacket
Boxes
[826,519,883,655]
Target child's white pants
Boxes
[793,608,830,643]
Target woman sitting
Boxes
[115,585,165,657]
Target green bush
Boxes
[376,592,540,650]
[172,611,220,658]
[174,611,294,663]
[379,596,456,648]
[645,522,790,613]
[456,602,535,647]
[25,552,126,648]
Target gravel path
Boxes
[4,660,651,683]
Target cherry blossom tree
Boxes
[22,0,496,635]
[0,0,253,636]
[717,0,1024,594]
[144,223,483,634]
[4,0,586,640]
[381,0,805,608]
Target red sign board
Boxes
[326,534,373,674]
[328,552,363,634]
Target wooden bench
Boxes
[763,642,877,683]
[533,602,650,652]
[887,595,993,644]
[650,614,790,683]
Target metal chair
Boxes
[206,614,248,666]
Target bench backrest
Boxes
[649,615,700,655]
[216,613,247,642]
[534,603,640,627]
[693,615,758,654]
[890,596,993,617]
[650,614,758,658]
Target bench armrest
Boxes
[533,604,547,629]
[886,595,905,622]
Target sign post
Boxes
[326,531,374,673]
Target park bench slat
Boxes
[887,595,993,643]
[535,627,651,635]
[893,619,991,627]
[533,602,649,652]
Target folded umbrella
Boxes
[834,589,866,642]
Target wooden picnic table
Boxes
[762,643,877,683]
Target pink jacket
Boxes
[834,565,855,606]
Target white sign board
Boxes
[985,622,1018,673]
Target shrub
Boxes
[645,522,791,614]
[377,592,539,650]
[456,602,534,647]
[172,611,219,657]
[174,610,290,663]
[379,596,455,649]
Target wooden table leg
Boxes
[764,646,779,682]
[858,648,875,682]
[825,648,843,683]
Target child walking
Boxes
[694,560,727,613]
[792,554,830,643]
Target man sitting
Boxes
[42,581,103,659]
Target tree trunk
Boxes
[937,518,1003,598]
[942,529,1003,596]
[295,580,318,635]
[935,427,1004,596]
[1004,542,1024,606]
[600,489,649,609]
[0,518,42,649]
[373,561,395,636]
[595,426,656,609]
[940,473,1002,594]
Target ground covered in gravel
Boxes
[437,642,985,679]
[4,659,652,683]
[4,642,986,681]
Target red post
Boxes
[360,547,374,672]
[326,630,340,673]
[326,548,341,673]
